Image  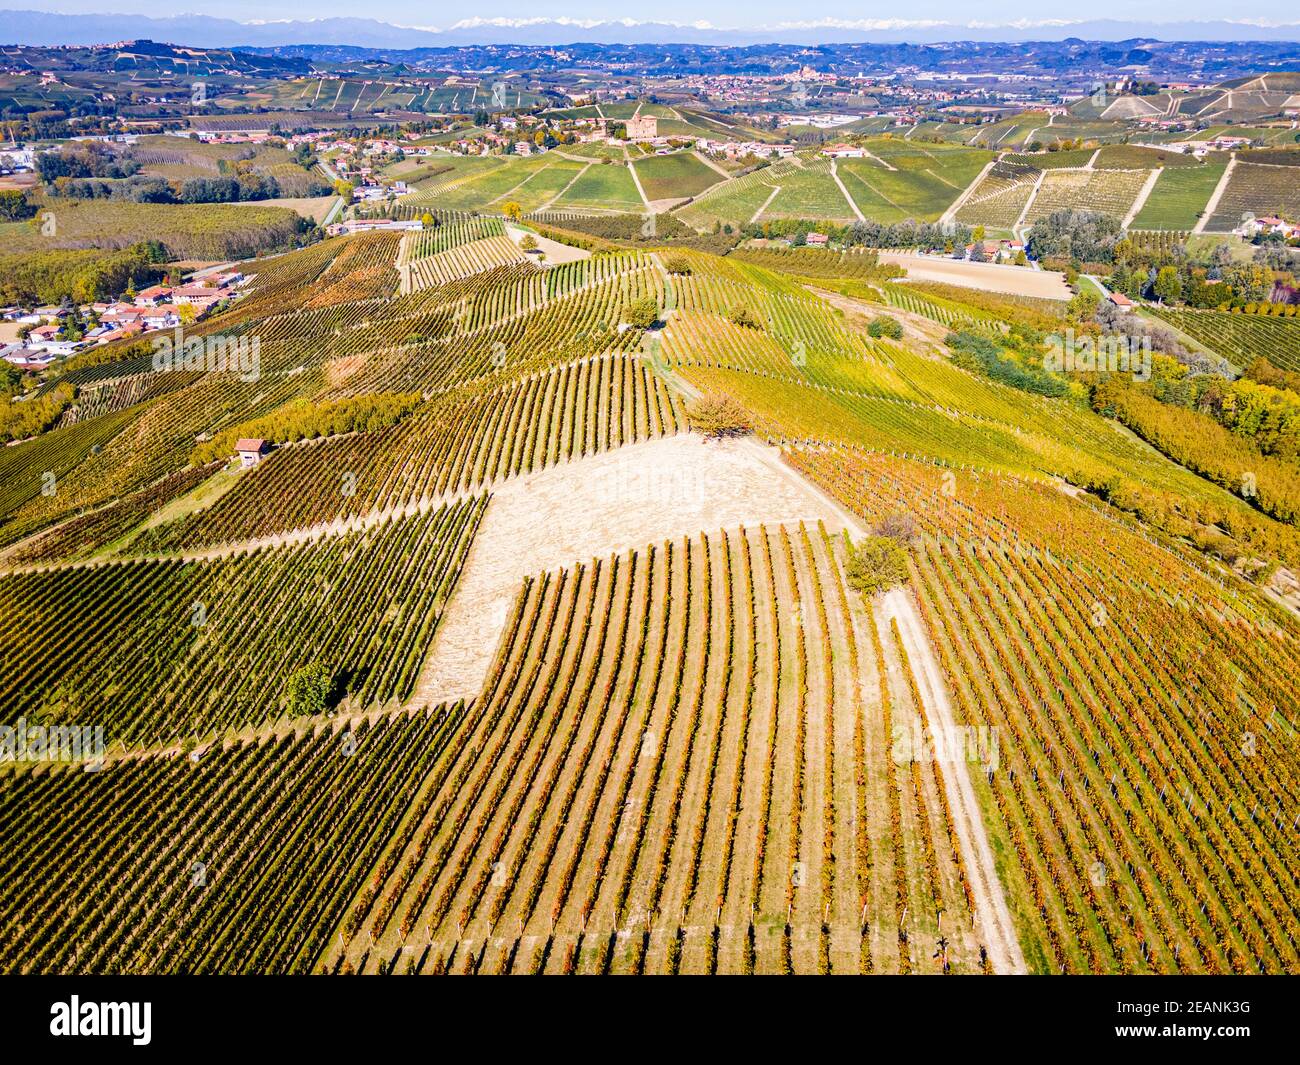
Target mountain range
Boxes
[2,11,1300,48]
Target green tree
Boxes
[867,315,903,340]
[727,303,761,329]
[285,662,334,718]
[1154,265,1182,304]
[623,295,658,328]
[685,394,752,439]
[843,535,910,596]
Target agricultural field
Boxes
[836,145,991,223]
[631,151,724,202]
[0,198,303,260]
[554,162,645,211]
[675,161,801,229]
[757,161,857,223]
[1129,158,1229,230]
[398,156,568,213]
[1206,161,1300,232]
[3,160,1300,987]
[1002,149,1095,170]
[1093,145,1209,169]
[1147,307,1300,372]
[1024,168,1152,223]
[954,161,1041,228]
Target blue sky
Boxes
[22,2,1300,28]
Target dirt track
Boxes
[880,586,1029,974]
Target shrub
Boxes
[685,393,753,439]
[662,253,693,275]
[867,314,903,340]
[623,295,659,329]
[727,303,762,329]
[844,534,910,596]
[873,512,918,544]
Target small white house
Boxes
[235,438,269,468]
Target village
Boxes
[1,268,248,371]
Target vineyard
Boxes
[401,233,527,294]
[676,160,801,229]
[0,497,486,745]
[1130,160,1228,230]
[836,145,992,224]
[4,217,1299,978]
[1207,161,1300,232]
[758,161,859,223]
[0,707,464,974]
[326,524,980,975]
[134,355,682,550]
[396,216,507,264]
[954,161,1041,228]
[1148,307,1300,372]
[0,198,303,260]
[1024,169,1151,223]
[789,446,1300,974]
[631,151,724,202]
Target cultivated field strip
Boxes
[1148,307,1300,373]
[1024,168,1151,223]
[402,235,528,294]
[790,446,1300,973]
[0,497,486,746]
[1,462,222,566]
[0,707,462,974]
[0,370,318,552]
[328,524,981,975]
[396,217,507,266]
[135,355,681,551]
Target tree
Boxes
[867,315,903,340]
[727,303,761,329]
[685,394,753,439]
[843,534,910,596]
[285,662,334,718]
[0,189,32,221]
[502,201,522,221]
[520,234,538,252]
[420,211,435,228]
[1154,265,1182,304]
[623,295,659,329]
[332,179,354,200]
[1067,289,1100,322]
